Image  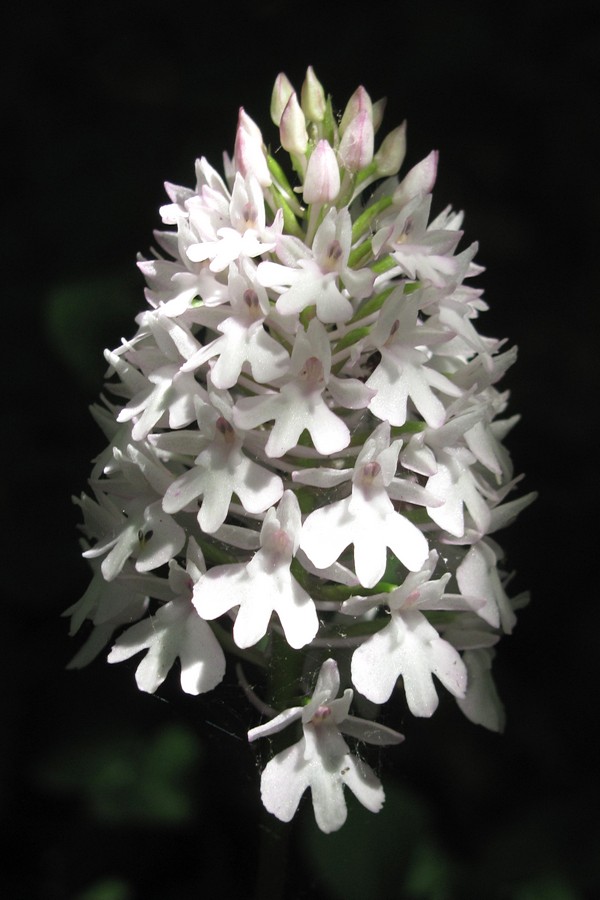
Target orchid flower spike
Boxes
[67,65,535,834]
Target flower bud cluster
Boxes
[66,67,534,832]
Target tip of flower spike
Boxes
[338,109,374,173]
[303,139,340,204]
[339,85,373,136]
[280,92,309,156]
[393,149,438,207]
[271,72,295,126]
[301,66,326,123]
[374,121,407,177]
[234,108,271,187]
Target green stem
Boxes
[305,202,323,246]
[254,810,292,900]
[253,631,303,899]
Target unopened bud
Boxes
[393,149,438,207]
[303,140,340,204]
[338,109,374,173]
[271,72,295,126]
[301,66,326,123]
[340,85,372,135]
[374,121,407,177]
[280,92,308,156]
[238,107,262,141]
[234,108,271,187]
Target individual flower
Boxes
[233,318,372,458]
[181,264,290,389]
[365,286,462,428]
[248,659,403,833]
[186,173,282,272]
[299,422,430,588]
[192,491,318,649]
[161,390,283,534]
[81,491,186,582]
[63,558,152,669]
[344,551,471,715]
[107,538,225,695]
[257,208,374,323]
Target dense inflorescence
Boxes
[66,67,534,832]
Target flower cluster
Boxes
[66,67,534,832]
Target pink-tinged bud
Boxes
[234,108,271,187]
[271,72,295,126]
[338,109,374,173]
[280,92,308,156]
[301,66,326,123]
[340,85,372,135]
[303,140,340,204]
[238,107,263,141]
[393,149,438,206]
[374,121,407,177]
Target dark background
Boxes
[3,1,599,897]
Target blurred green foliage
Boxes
[302,781,453,900]
[301,778,585,900]
[43,272,140,391]
[75,879,132,900]
[36,723,201,826]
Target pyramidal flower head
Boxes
[68,66,535,834]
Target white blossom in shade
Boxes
[193,491,318,649]
[82,494,186,582]
[136,242,229,317]
[258,208,373,324]
[248,659,403,833]
[88,400,139,481]
[233,318,372,458]
[487,490,537,536]
[63,560,153,669]
[162,392,283,534]
[456,648,506,732]
[115,363,203,442]
[437,617,506,732]
[366,286,462,428]
[425,446,494,538]
[398,403,492,480]
[345,551,468,715]
[105,317,206,442]
[455,540,517,633]
[107,539,226,695]
[181,265,289,388]
[373,197,466,288]
[300,423,429,588]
